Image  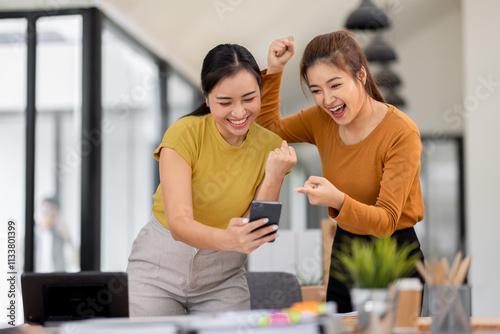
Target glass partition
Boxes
[34,15,82,272]
[167,71,197,126]
[418,138,463,260]
[1,8,203,274]
[101,22,162,271]
[0,18,27,249]
[0,19,27,326]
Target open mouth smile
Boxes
[328,104,345,118]
[227,116,250,127]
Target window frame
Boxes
[0,7,200,271]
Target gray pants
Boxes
[126,214,250,316]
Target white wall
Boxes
[462,0,500,316]
[100,29,162,271]
[384,0,463,135]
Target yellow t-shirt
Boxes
[151,114,283,230]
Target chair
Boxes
[245,271,302,310]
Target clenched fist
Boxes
[265,140,297,180]
[267,35,295,75]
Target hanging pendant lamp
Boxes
[345,0,391,30]
[363,34,397,63]
[384,90,406,108]
[374,66,402,89]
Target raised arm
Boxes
[257,36,317,144]
[160,147,278,253]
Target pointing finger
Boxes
[294,187,311,195]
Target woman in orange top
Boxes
[257,30,425,312]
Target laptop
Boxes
[21,271,129,326]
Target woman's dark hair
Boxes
[186,44,262,117]
[300,30,385,103]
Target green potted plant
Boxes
[294,266,327,302]
[333,237,420,334]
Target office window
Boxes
[101,22,162,271]
[1,8,202,272]
[167,72,197,126]
[0,18,27,273]
[34,15,82,272]
[417,138,464,260]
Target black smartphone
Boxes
[249,200,282,242]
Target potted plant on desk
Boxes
[333,237,420,334]
[295,266,327,303]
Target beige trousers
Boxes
[126,214,250,316]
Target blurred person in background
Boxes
[35,197,74,272]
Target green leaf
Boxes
[332,236,420,288]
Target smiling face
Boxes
[205,69,261,146]
[306,62,369,126]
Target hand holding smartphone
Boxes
[249,200,282,242]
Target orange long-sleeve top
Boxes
[257,71,424,238]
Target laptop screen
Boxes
[43,284,110,320]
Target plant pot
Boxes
[301,285,327,303]
[351,288,397,334]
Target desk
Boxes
[340,316,500,333]
[418,317,500,332]
[11,316,500,333]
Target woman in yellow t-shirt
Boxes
[127,43,296,316]
[257,31,425,313]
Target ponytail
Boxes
[184,101,211,118]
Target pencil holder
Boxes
[428,285,471,334]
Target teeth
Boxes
[228,117,248,125]
[329,104,345,112]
